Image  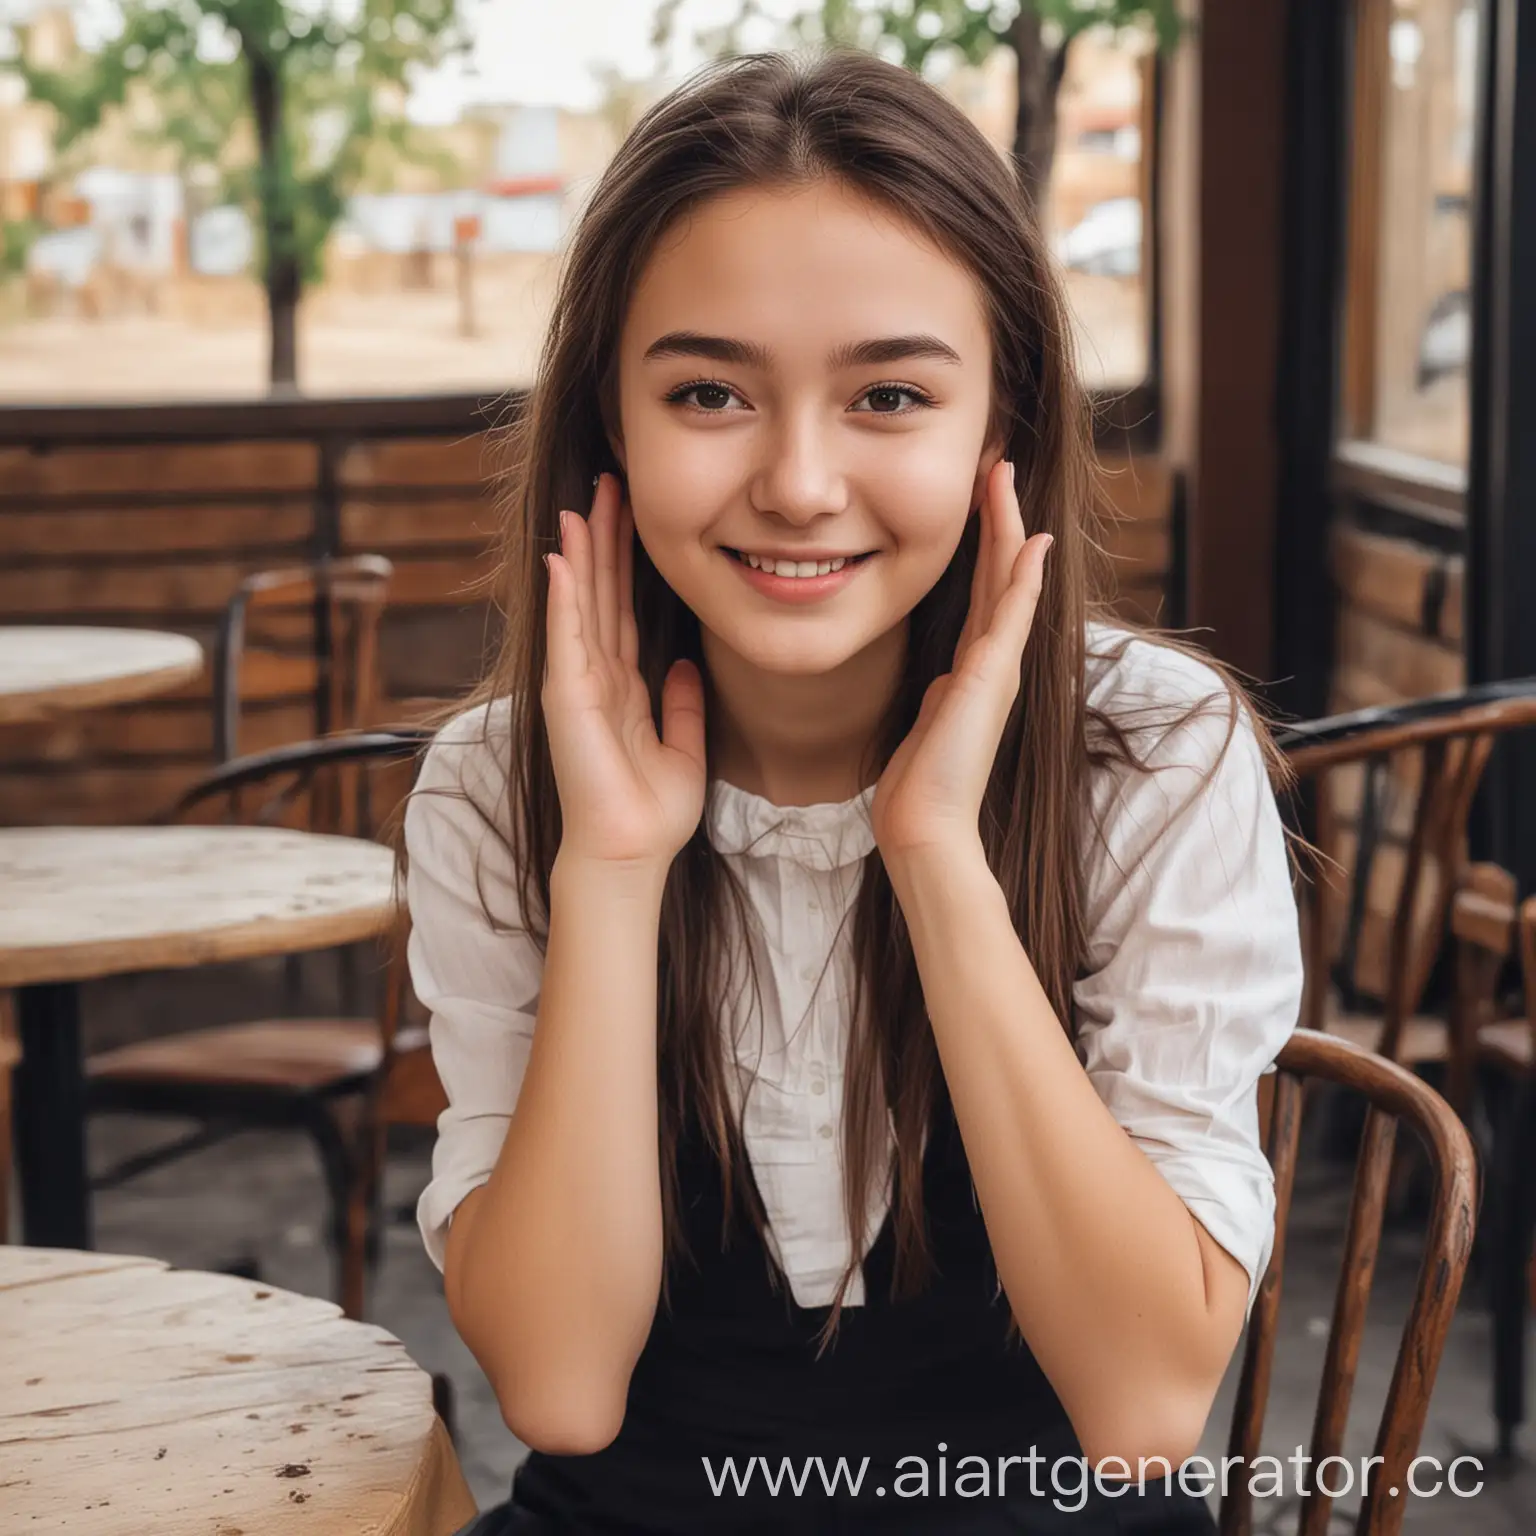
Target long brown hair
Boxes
[429,49,1288,1348]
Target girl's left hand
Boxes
[871,460,1053,861]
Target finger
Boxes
[977,534,1051,679]
[543,552,589,691]
[590,473,621,659]
[986,460,1027,624]
[561,503,602,670]
[617,490,640,668]
[955,463,998,663]
[659,657,706,773]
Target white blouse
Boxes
[405,625,1304,1317]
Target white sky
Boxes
[412,0,802,119]
[20,0,814,117]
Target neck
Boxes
[702,623,906,806]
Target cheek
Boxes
[624,416,738,539]
[860,434,979,546]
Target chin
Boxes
[718,632,873,678]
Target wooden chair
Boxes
[214,556,394,826]
[1446,878,1536,1455]
[1275,680,1536,1107]
[1221,1028,1476,1536]
[215,556,395,1012]
[83,728,434,1320]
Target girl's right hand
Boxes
[542,472,707,870]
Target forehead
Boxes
[621,179,990,361]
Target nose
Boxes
[747,407,849,526]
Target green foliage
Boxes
[661,1,1185,76]
[13,0,468,288]
[0,217,46,278]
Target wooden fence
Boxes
[0,396,1176,826]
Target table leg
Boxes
[14,981,92,1249]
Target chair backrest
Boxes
[213,555,394,774]
[1277,681,1536,1061]
[164,727,433,1059]
[1222,1028,1476,1536]
[1443,863,1520,1109]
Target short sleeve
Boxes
[1073,642,1303,1317]
[405,701,545,1272]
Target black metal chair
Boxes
[84,728,432,1321]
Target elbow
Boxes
[1075,1388,1215,1477]
[488,1367,629,1456]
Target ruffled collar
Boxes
[705,778,877,870]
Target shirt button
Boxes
[806,900,821,914]
[818,1123,834,1139]
[801,963,818,983]
[810,1079,826,1096]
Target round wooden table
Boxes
[0,825,397,1250]
[0,626,204,724]
[0,1247,478,1535]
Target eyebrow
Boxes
[641,331,963,370]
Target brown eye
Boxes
[666,381,743,411]
[852,384,934,415]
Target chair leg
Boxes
[0,996,17,1243]
[0,1052,12,1244]
[1489,1072,1536,1458]
[303,1101,368,1321]
[282,953,304,1013]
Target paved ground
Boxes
[30,954,1536,1532]
[0,267,1144,402]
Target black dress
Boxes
[472,1081,1219,1535]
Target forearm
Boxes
[446,851,668,1450]
[886,840,1246,1463]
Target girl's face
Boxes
[613,178,999,683]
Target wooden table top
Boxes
[0,627,204,724]
[0,1248,477,1536]
[0,825,397,989]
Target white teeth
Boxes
[741,553,853,577]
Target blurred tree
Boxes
[15,0,467,392]
[657,0,1184,209]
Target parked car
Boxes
[1055,196,1142,278]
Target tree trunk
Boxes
[244,41,301,393]
[1010,13,1070,216]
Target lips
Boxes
[723,546,876,604]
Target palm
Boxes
[542,477,707,866]
[872,461,1050,857]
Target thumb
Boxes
[659,657,706,771]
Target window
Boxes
[1341,0,1479,469]
[0,4,1153,403]
[1046,30,1150,389]
[939,28,1151,390]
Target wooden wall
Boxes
[0,433,1172,827]
[1327,523,1465,712]
[1311,519,1467,1003]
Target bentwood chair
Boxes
[83,728,433,1320]
[1275,680,1536,1110]
[1444,879,1536,1455]
[214,557,394,821]
[1220,1028,1476,1536]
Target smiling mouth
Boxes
[724,549,876,577]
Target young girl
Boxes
[404,48,1303,1536]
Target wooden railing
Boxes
[0,392,1174,826]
